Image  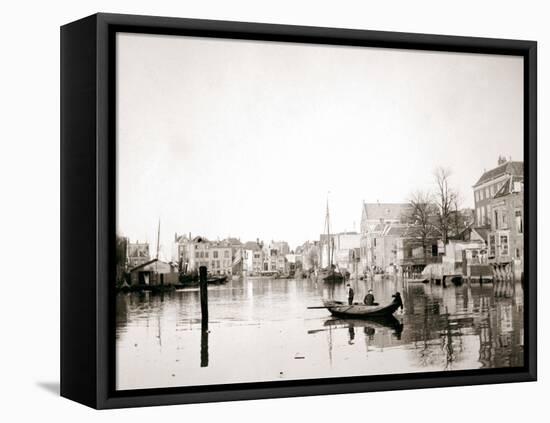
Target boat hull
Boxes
[318,269,345,282]
[323,299,401,318]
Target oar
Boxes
[307,306,327,309]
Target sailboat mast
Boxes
[325,199,331,268]
[156,219,161,260]
[155,219,161,278]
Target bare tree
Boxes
[406,190,438,259]
[115,234,128,285]
[433,167,458,245]
[116,235,128,269]
[449,190,471,238]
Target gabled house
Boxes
[472,157,523,227]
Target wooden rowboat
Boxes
[406,278,428,284]
[322,293,403,318]
[207,275,228,285]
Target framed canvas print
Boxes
[60,13,537,409]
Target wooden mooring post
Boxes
[199,266,209,367]
[199,266,209,323]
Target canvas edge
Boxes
[59,12,537,410]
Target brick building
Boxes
[242,240,264,275]
[472,157,523,227]
[187,237,233,275]
[487,175,524,279]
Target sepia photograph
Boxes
[114,32,525,391]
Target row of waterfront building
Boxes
[354,156,524,279]
[121,156,524,283]
[356,156,524,279]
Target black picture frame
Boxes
[61,12,537,409]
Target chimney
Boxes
[497,155,507,165]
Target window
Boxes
[195,252,199,258]
[481,206,486,225]
[501,209,508,229]
[477,208,481,225]
[224,250,230,258]
[431,244,438,257]
[373,238,377,247]
[494,210,499,229]
[485,187,490,199]
[199,251,204,258]
[489,235,496,257]
[213,251,218,258]
[515,210,523,233]
[500,235,509,256]
[205,251,209,258]
[515,248,521,259]
[490,185,495,196]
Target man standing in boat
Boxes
[346,284,354,305]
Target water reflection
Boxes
[116,277,523,390]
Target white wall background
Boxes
[0,0,546,421]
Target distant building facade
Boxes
[297,241,320,272]
[396,231,441,274]
[472,157,523,227]
[127,242,150,268]
[359,203,410,273]
[186,237,233,275]
[362,223,441,274]
[262,241,290,273]
[319,232,361,273]
[172,233,191,271]
[242,240,265,275]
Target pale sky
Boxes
[116,32,523,256]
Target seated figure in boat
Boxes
[363,289,375,305]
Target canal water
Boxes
[116,277,524,390]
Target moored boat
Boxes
[207,275,228,285]
[322,293,403,318]
[318,268,345,282]
[178,273,229,286]
[318,197,345,283]
[406,278,428,284]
